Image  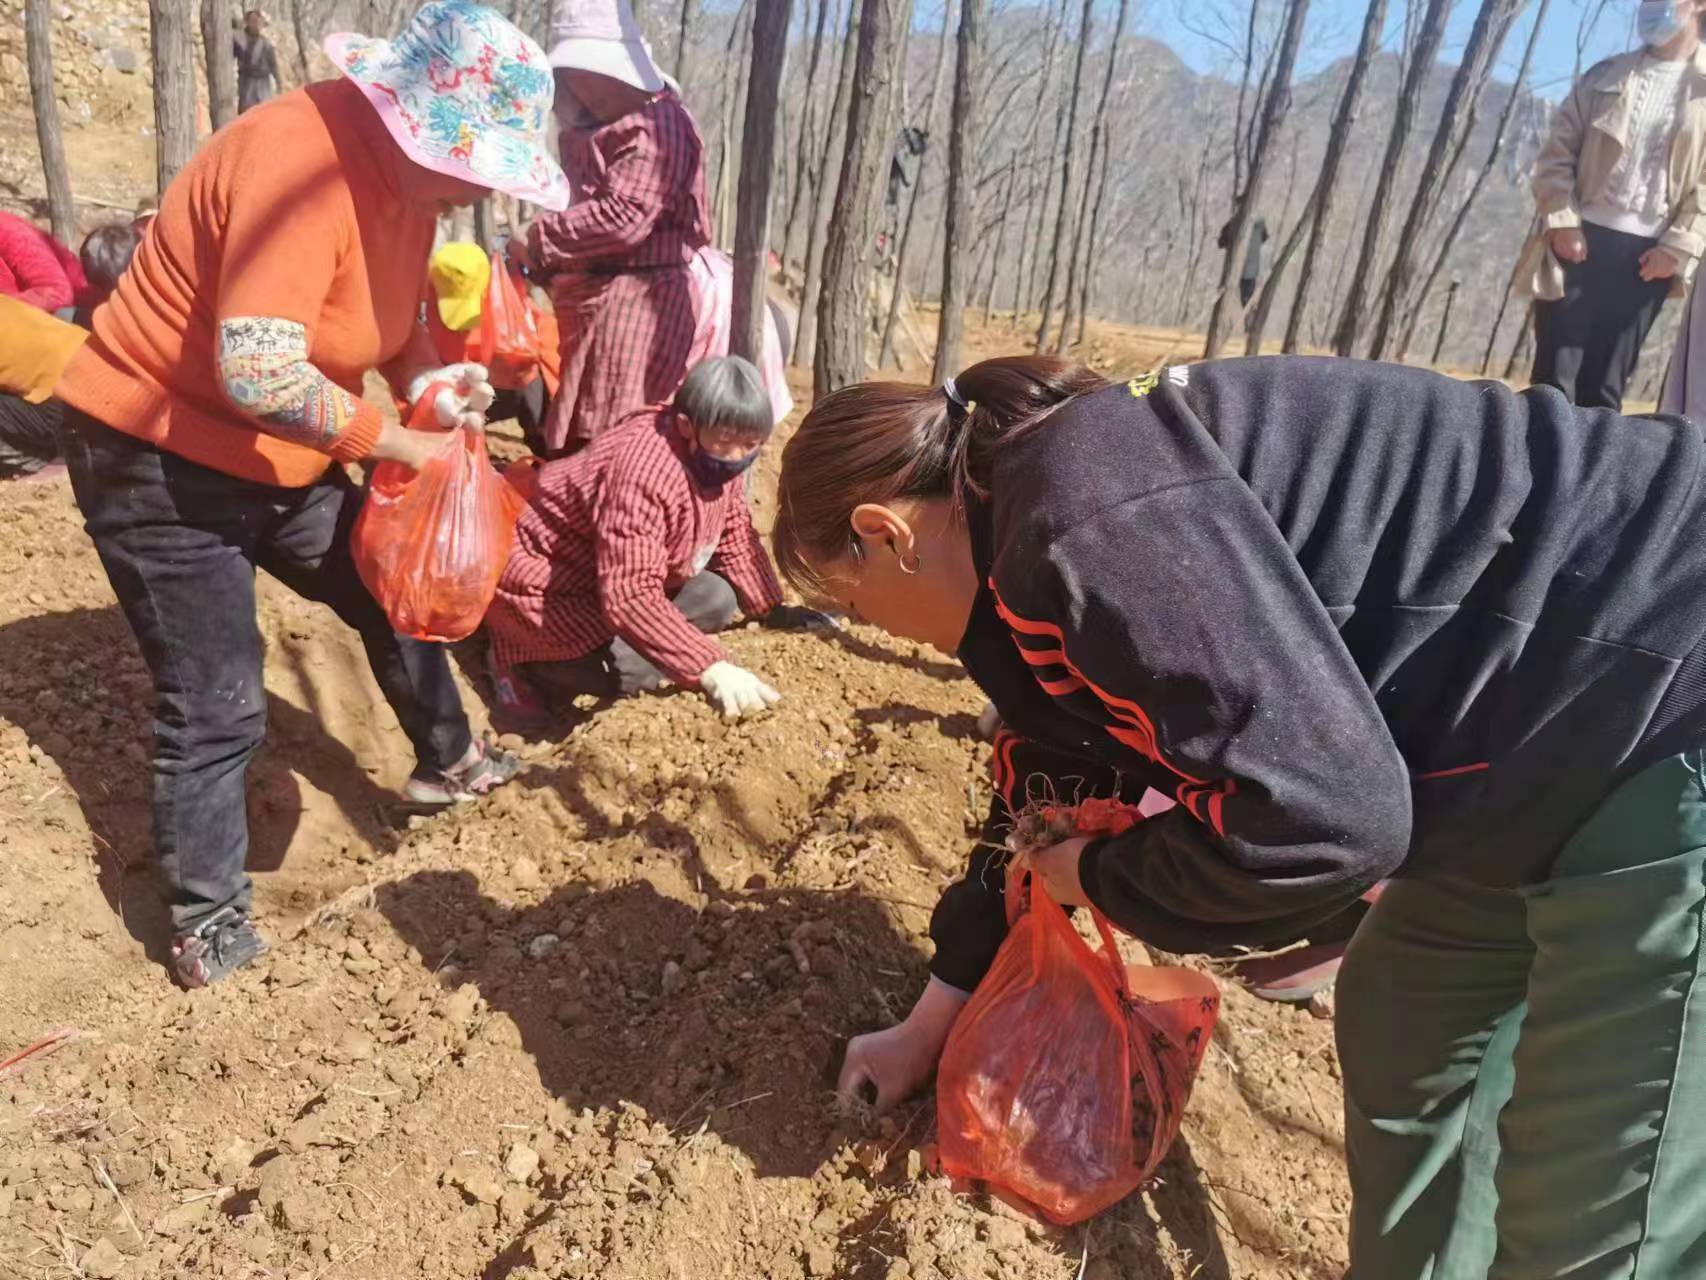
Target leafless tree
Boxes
[1055,0,1131,351]
[879,2,956,367]
[676,0,701,88]
[1204,0,1311,357]
[731,0,792,361]
[794,0,861,363]
[816,0,916,394]
[151,0,199,194]
[26,0,76,246]
[934,0,985,378]
[1366,0,1527,359]
[1032,0,1095,349]
[202,0,238,130]
[1282,0,1387,353]
[1398,0,1550,360]
[782,0,841,268]
[1330,0,1452,356]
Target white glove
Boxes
[700,661,781,719]
[407,363,495,430]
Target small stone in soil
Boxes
[527,933,560,960]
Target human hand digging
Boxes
[1549,228,1588,264]
[838,978,969,1114]
[1015,836,1093,908]
[1639,247,1680,282]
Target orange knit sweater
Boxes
[57,80,437,487]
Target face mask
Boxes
[1639,0,1687,47]
[686,445,761,488]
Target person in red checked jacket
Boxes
[0,210,87,317]
[485,355,828,728]
[524,0,711,454]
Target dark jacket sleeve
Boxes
[927,729,1138,991]
[994,479,1413,955]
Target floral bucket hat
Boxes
[325,0,571,211]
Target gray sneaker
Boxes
[402,739,522,806]
[171,907,269,989]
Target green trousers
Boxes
[1337,751,1706,1279]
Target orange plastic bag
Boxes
[480,254,544,390]
[352,387,529,643]
[936,814,1220,1224]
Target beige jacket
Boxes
[1521,45,1706,300]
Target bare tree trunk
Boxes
[1004,0,1064,320]
[1329,0,1451,356]
[1023,0,1072,313]
[1074,124,1116,347]
[1177,134,1221,326]
[288,0,312,85]
[1366,0,1527,359]
[935,0,983,382]
[1481,235,1530,373]
[732,0,792,360]
[1502,303,1534,381]
[1244,196,1315,354]
[1398,0,1550,359]
[878,4,956,368]
[1284,0,1385,353]
[1204,0,1311,357]
[1032,0,1094,349]
[151,0,199,194]
[201,0,237,130]
[675,0,700,88]
[1055,0,1130,352]
[794,0,860,363]
[816,0,915,395]
[26,0,76,247]
[1430,276,1462,365]
[712,0,754,245]
[783,0,837,269]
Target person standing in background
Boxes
[525,0,711,455]
[235,8,281,113]
[1523,0,1706,409]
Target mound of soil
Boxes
[0,373,1350,1280]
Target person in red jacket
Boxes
[485,355,825,727]
[0,210,86,317]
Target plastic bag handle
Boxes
[1004,868,1133,1005]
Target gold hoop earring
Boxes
[898,551,922,575]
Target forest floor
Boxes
[0,329,1353,1280]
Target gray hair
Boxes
[674,356,773,436]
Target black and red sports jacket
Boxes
[929,356,1706,992]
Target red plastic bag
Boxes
[352,388,528,643]
[479,254,543,389]
[936,824,1220,1223]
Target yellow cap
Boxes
[428,242,491,333]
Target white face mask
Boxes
[1639,0,1688,47]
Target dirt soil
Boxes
[0,349,1350,1280]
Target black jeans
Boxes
[62,411,473,931]
[490,379,548,457]
[1532,221,1673,411]
[518,571,738,700]
[0,394,64,476]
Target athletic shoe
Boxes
[402,738,522,806]
[171,907,269,989]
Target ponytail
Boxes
[773,354,1108,601]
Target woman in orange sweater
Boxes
[55,0,569,989]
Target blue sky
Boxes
[1145,0,1635,98]
[895,0,1638,101]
